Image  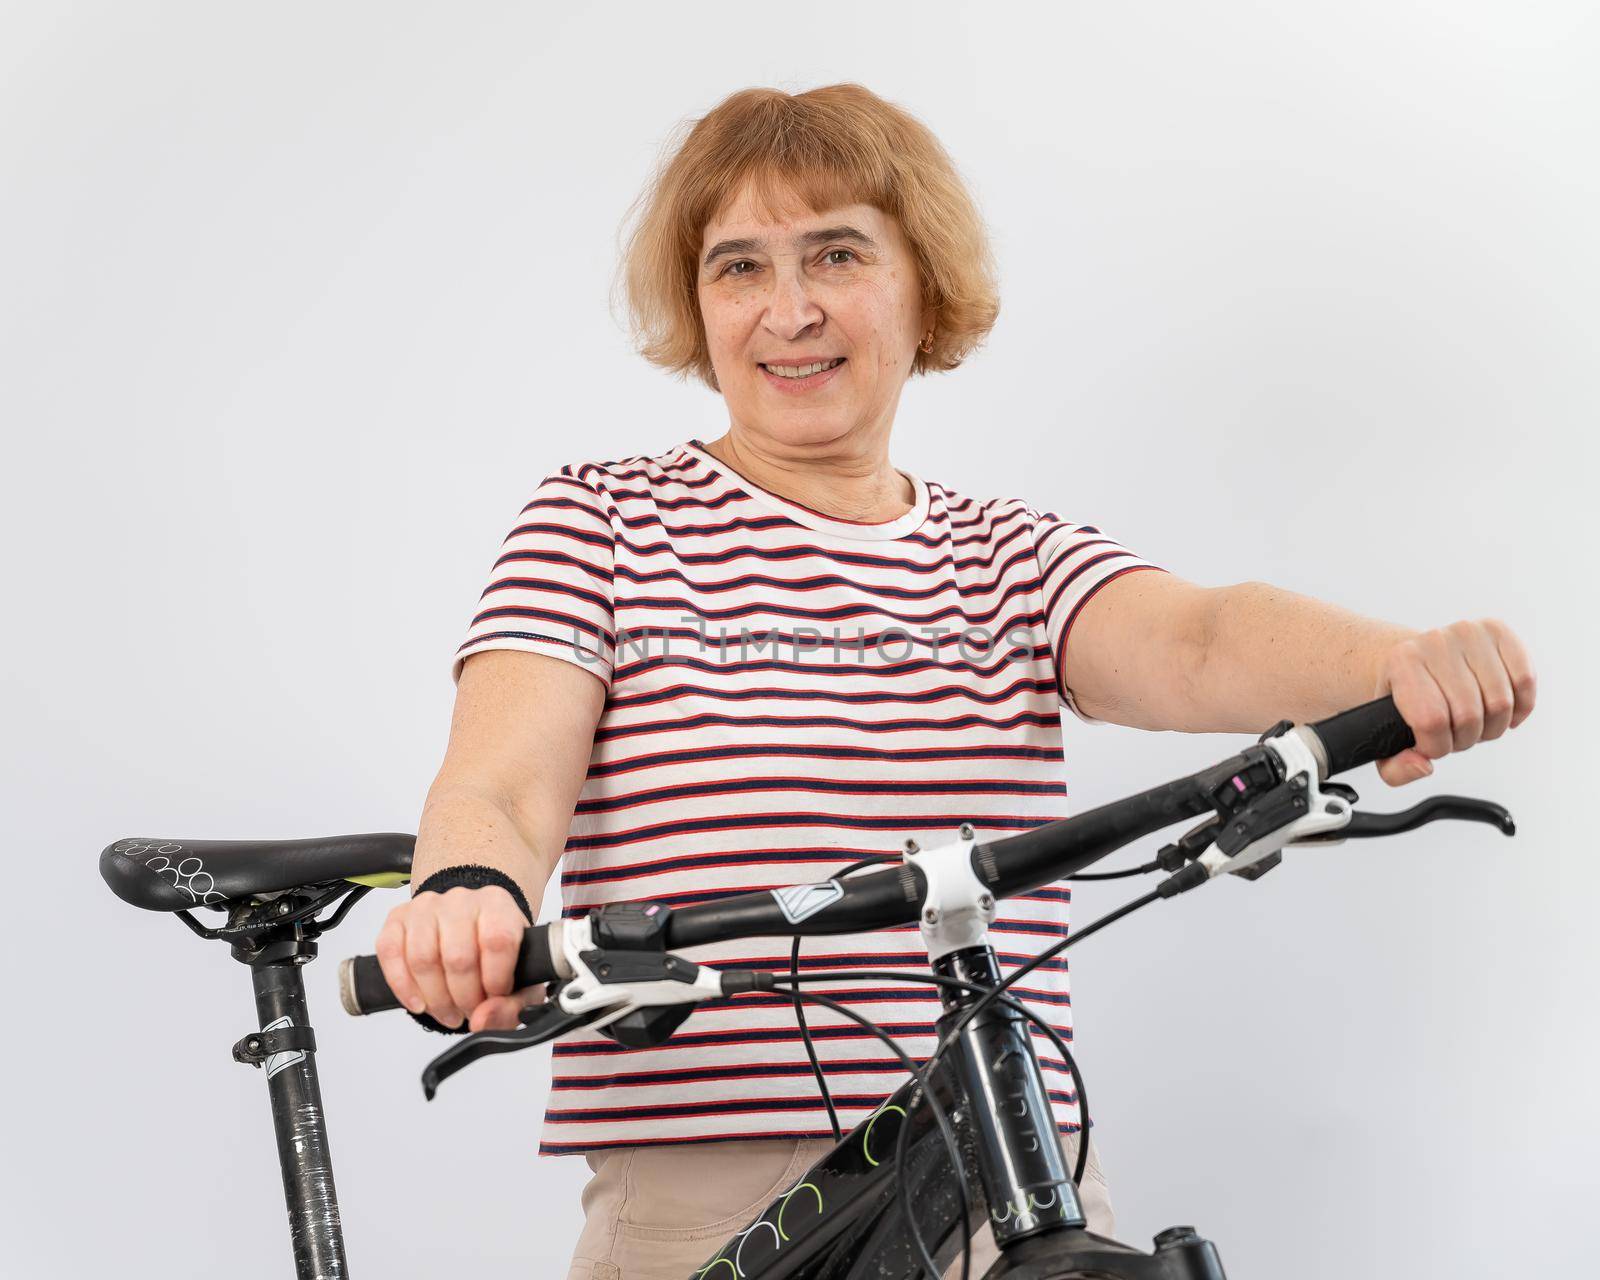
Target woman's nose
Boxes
[763,265,825,338]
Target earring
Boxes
[918,330,935,354]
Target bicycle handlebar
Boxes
[341,696,1418,1017]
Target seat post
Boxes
[236,933,350,1279]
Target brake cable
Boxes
[787,854,898,1142]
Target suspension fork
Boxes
[934,944,1085,1250]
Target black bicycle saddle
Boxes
[100,833,415,911]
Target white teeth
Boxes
[764,358,842,379]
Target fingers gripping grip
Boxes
[1305,696,1417,777]
[338,923,564,1016]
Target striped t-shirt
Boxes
[452,438,1164,1155]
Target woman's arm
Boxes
[375,648,605,1031]
[414,648,605,900]
[1061,572,1537,784]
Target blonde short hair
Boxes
[617,83,1000,392]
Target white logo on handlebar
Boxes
[772,881,844,924]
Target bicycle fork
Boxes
[935,944,1087,1249]
[935,944,1230,1279]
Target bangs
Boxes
[698,156,895,234]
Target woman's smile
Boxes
[758,356,846,393]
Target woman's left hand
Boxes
[1373,618,1537,786]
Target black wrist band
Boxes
[412,863,534,922]
[405,863,535,1036]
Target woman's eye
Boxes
[824,248,857,265]
[725,260,757,277]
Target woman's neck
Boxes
[696,431,914,523]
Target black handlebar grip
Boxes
[1306,696,1417,777]
[339,922,565,1016]
[511,923,561,991]
[340,953,401,1015]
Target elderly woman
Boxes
[372,84,1535,1279]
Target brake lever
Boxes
[420,998,595,1100]
[1292,794,1515,844]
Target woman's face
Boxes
[697,180,933,453]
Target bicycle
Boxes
[100,695,1515,1278]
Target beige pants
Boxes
[564,1130,1116,1279]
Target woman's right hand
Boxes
[383,648,608,1032]
[374,884,543,1032]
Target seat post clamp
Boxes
[233,1025,318,1068]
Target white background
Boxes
[3,2,1595,1276]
